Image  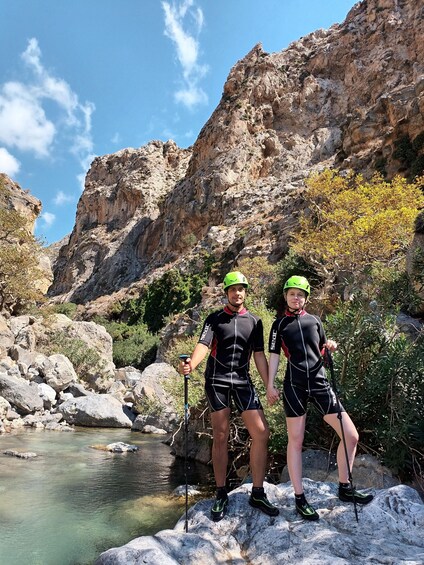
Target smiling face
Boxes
[284,287,307,311]
[226,284,247,311]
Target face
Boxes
[285,287,307,310]
[226,284,246,308]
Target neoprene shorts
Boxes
[283,379,345,418]
[205,379,263,413]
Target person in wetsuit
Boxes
[180,271,279,521]
[267,275,373,520]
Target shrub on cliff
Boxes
[291,170,424,294]
[0,182,45,314]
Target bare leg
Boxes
[324,412,359,483]
[210,408,231,486]
[242,409,270,487]
[286,415,307,494]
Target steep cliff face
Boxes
[49,0,424,306]
[0,173,41,227]
[51,141,191,302]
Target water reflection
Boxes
[0,428,212,565]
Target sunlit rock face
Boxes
[49,0,424,308]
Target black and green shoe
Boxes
[296,500,319,521]
[211,495,228,522]
[249,492,279,516]
[338,485,374,505]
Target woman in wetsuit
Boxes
[267,275,373,520]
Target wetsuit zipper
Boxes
[231,313,238,385]
[297,315,310,394]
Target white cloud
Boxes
[0,38,96,185]
[111,132,122,145]
[40,211,56,227]
[0,147,21,177]
[175,86,207,107]
[162,1,208,109]
[0,82,56,156]
[53,190,74,206]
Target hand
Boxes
[179,358,192,375]
[266,385,280,406]
[325,340,338,352]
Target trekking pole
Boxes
[325,348,359,523]
[179,354,191,533]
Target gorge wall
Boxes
[48,0,424,309]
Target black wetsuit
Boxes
[269,310,343,417]
[198,306,264,412]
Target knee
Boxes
[344,424,359,449]
[288,433,304,451]
[213,426,229,446]
[348,429,359,448]
[250,422,270,443]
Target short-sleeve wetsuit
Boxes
[198,305,264,413]
[268,309,343,418]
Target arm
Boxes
[318,317,337,354]
[266,352,281,406]
[179,343,209,375]
[253,350,268,388]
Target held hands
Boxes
[266,385,280,406]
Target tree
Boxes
[291,170,424,287]
[0,183,45,313]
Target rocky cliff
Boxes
[49,0,424,308]
[0,173,41,230]
[0,173,53,294]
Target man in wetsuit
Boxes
[267,275,373,520]
[180,271,279,521]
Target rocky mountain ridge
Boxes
[46,0,424,310]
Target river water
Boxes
[0,428,212,565]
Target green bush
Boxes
[324,298,424,484]
[118,263,214,333]
[50,302,78,319]
[42,334,106,382]
[97,319,159,370]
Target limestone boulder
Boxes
[32,314,115,382]
[132,362,179,432]
[44,354,78,392]
[0,396,11,419]
[0,372,43,415]
[58,394,135,428]
[0,315,14,357]
[280,449,400,489]
[95,481,424,565]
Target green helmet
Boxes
[283,275,310,296]
[223,271,249,290]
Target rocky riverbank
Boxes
[0,312,179,435]
[95,480,424,564]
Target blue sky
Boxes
[0,0,358,245]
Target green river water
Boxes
[0,428,211,565]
